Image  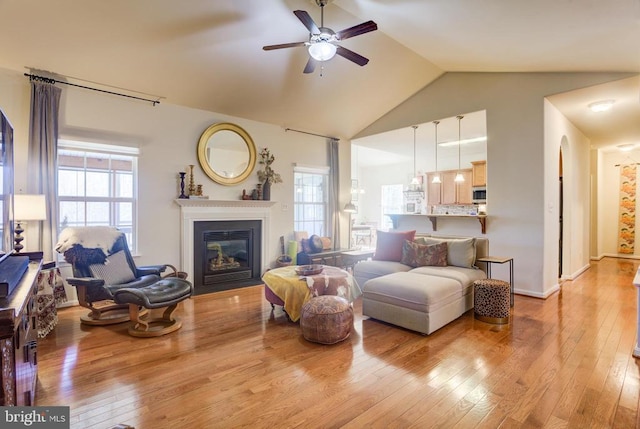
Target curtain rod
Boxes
[285,127,339,141]
[24,73,161,106]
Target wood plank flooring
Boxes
[37,257,640,428]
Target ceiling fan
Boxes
[262,0,378,74]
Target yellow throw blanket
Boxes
[262,265,360,322]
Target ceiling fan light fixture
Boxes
[308,41,336,61]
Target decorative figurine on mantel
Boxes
[256,147,282,201]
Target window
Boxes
[58,140,138,250]
[294,166,329,237]
[380,184,404,231]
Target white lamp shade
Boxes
[454,172,465,182]
[308,42,337,61]
[14,194,47,221]
[432,175,441,184]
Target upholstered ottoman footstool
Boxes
[300,295,353,344]
[113,278,193,337]
[473,279,510,324]
[362,272,471,335]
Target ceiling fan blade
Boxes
[294,10,320,34]
[336,46,369,66]
[303,58,317,74]
[263,42,307,51]
[336,20,377,40]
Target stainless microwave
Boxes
[472,187,486,203]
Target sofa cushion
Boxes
[373,230,416,262]
[400,240,448,268]
[362,272,462,313]
[409,265,487,295]
[353,260,413,287]
[422,237,476,268]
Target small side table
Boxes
[476,256,514,307]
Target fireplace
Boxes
[176,199,275,294]
[193,220,262,294]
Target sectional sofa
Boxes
[354,231,488,335]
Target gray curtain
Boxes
[28,80,61,260]
[328,139,341,249]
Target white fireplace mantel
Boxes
[176,199,276,280]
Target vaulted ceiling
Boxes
[0,0,638,147]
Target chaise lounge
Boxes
[354,230,488,335]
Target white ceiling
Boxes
[0,0,638,150]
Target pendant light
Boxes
[454,115,465,182]
[410,125,420,189]
[431,120,441,184]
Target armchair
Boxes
[56,227,186,326]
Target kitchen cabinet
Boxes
[471,160,487,187]
[427,169,472,205]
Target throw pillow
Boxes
[373,230,416,262]
[89,250,137,285]
[309,235,323,253]
[423,237,476,268]
[300,238,313,254]
[401,240,448,268]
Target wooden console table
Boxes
[0,258,42,405]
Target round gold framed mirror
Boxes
[197,122,257,185]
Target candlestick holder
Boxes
[178,172,188,199]
[188,165,196,196]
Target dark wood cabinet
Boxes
[0,259,41,406]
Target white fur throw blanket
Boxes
[55,226,122,256]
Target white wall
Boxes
[0,67,352,301]
[597,148,640,259]
[356,162,410,227]
[543,100,591,290]
[355,72,631,298]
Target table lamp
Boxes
[14,194,47,252]
[344,202,357,248]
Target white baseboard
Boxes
[513,284,559,299]
[561,263,591,281]
[593,253,640,260]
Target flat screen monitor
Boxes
[0,108,14,263]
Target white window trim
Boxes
[58,139,139,252]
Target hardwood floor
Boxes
[37,257,640,428]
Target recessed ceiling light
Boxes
[588,100,615,112]
[618,144,635,152]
